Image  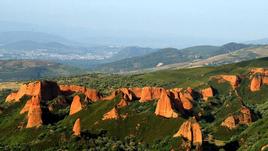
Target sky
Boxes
[0,0,268,47]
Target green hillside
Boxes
[0,60,85,82]
[0,57,268,150]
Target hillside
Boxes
[92,42,254,72]
[0,58,268,150]
[0,60,85,82]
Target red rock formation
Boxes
[26,95,43,128]
[262,76,268,84]
[239,107,252,125]
[221,107,252,129]
[221,116,237,129]
[192,122,202,145]
[220,75,240,88]
[117,99,128,108]
[69,95,82,115]
[201,87,214,101]
[119,88,133,101]
[139,87,164,102]
[139,87,153,102]
[250,68,268,76]
[6,81,59,103]
[85,88,101,102]
[129,87,142,99]
[173,119,202,145]
[73,118,81,136]
[179,92,193,110]
[152,87,163,100]
[173,120,192,140]
[155,90,178,118]
[250,76,262,92]
[6,81,41,103]
[59,85,101,101]
[5,92,18,102]
[20,98,32,115]
[102,107,120,120]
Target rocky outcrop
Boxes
[192,122,202,145]
[155,90,178,118]
[20,98,32,114]
[117,99,128,108]
[139,87,154,102]
[221,107,252,129]
[220,75,240,89]
[129,87,142,99]
[221,115,237,129]
[249,68,268,92]
[69,95,82,115]
[59,85,101,101]
[173,120,192,140]
[201,87,214,101]
[250,76,262,92]
[238,107,252,125]
[173,118,202,146]
[119,88,133,101]
[6,81,41,103]
[179,91,193,111]
[6,81,59,103]
[250,68,268,76]
[26,95,43,128]
[102,107,120,120]
[73,118,81,136]
[139,87,164,102]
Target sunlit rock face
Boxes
[201,86,214,101]
[173,118,202,146]
[139,87,164,102]
[73,118,81,136]
[102,107,120,120]
[155,90,178,118]
[6,81,60,103]
[59,85,101,101]
[220,75,240,89]
[26,95,43,128]
[221,107,253,129]
[69,95,82,115]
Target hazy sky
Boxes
[0,0,268,47]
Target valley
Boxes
[0,58,268,150]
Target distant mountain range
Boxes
[92,42,255,72]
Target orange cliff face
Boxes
[201,87,214,101]
[73,118,81,136]
[6,81,60,103]
[129,87,142,99]
[173,118,202,146]
[69,95,82,115]
[220,75,240,89]
[119,88,133,101]
[6,81,41,103]
[26,95,43,128]
[250,76,262,92]
[59,85,101,101]
[155,90,178,118]
[221,107,252,129]
[139,87,164,102]
[102,107,120,120]
[249,68,268,92]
